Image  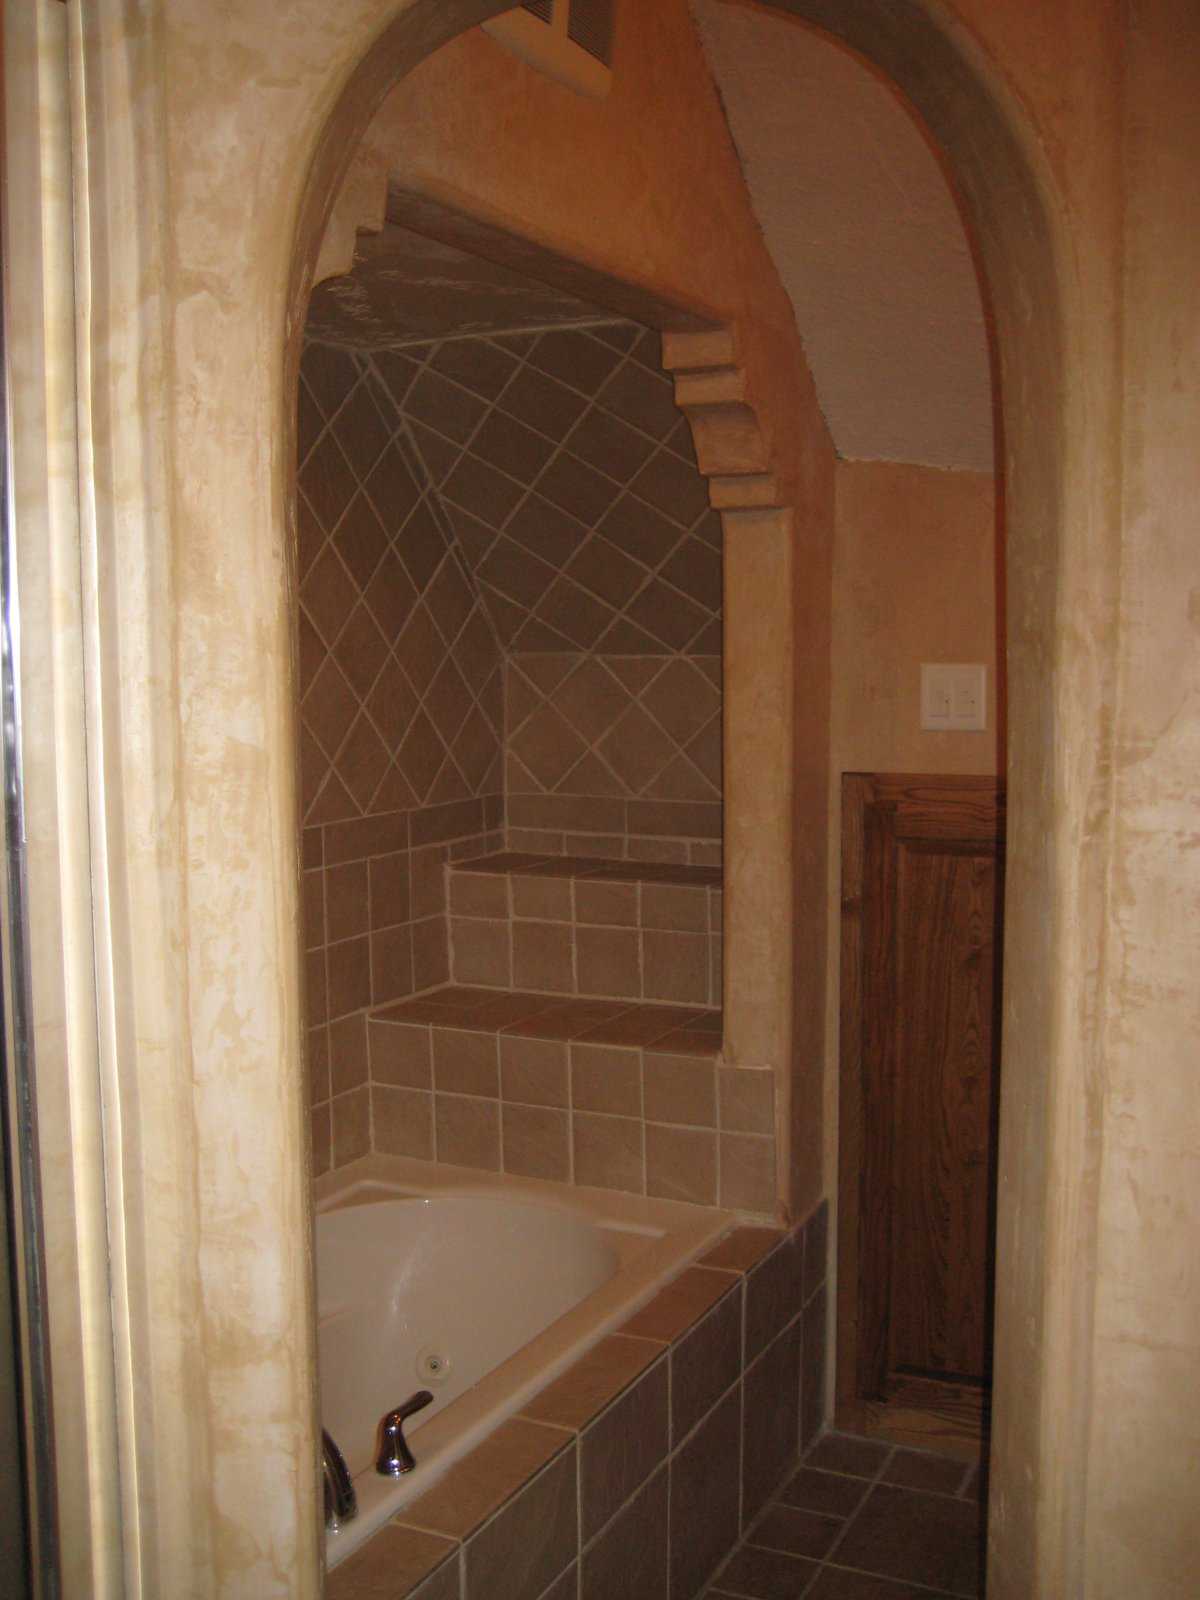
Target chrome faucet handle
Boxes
[375,1389,435,1477]
[322,1429,357,1532]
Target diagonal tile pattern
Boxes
[297,341,504,826]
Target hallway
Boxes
[704,1432,985,1598]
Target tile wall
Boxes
[300,323,727,1175]
[377,322,723,862]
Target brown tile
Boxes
[371,924,414,1004]
[328,1013,368,1096]
[412,916,451,991]
[307,1024,330,1106]
[881,1449,969,1496]
[502,1103,570,1182]
[325,1522,458,1600]
[407,367,488,444]
[305,947,328,1025]
[506,998,627,1043]
[802,1568,957,1599]
[580,1357,668,1539]
[451,917,512,988]
[470,408,556,484]
[571,1044,641,1116]
[719,1067,775,1135]
[326,864,369,934]
[643,1052,716,1126]
[832,1484,983,1596]
[463,1445,578,1600]
[435,1095,500,1171]
[712,1545,818,1598]
[650,1025,722,1059]
[575,1004,698,1048]
[621,1267,738,1344]
[373,1086,434,1159]
[576,925,641,999]
[720,1133,777,1214]
[701,1227,785,1275]
[804,1199,829,1303]
[805,1433,891,1479]
[512,873,573,921]
[671,1284,741,1444]
[302,869,324,949]
[669,1388,741,1600]
[331,1086,370,1167]
[500,1035,569,1108]
[513,920,575,993]
[627,799,721,840]
[410,845,448,919]
[777,1466,871,1520]
[743,1322,802,1523]
[581,1467,668,1600]
[405,1416,570,1540]
[501,366,588,441]
[801,1286,827,1455]
[534,1566,578,1600]
[642,929,709,1005]
[745,1228,805,1364]
[521,1334,663,1431]
[645,1124,717,1205]
[327,936,371,1019]
[574,877,639,926]
[641,883,709,932]
[752,1503,842,1561]
[572,1112,643,1194]
[449,868,509,917]
[432,1026,499,1097]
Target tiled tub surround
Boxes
[448,853,723,1008]
[322,1167,829,1600]
[367,985,775,1214]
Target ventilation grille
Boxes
[567,0,614,66]
[485,1,614,98]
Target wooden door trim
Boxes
[837,772,1006,1412]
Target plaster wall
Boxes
[7,0,1199,1595]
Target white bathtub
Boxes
[314,1154,733,1568]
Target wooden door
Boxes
[838,774,1005,1446]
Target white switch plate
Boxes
[921,663,987,731]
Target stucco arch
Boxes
[281,9,1090,1599]
[4,1,1118,1595]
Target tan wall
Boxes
[831,462,1000,782]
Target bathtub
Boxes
[314,1153,733,1568]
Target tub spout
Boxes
[322,1429,357,1532]
[375,1390,435,1476]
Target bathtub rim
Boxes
[313,1153,737,1568]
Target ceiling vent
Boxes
[483,0,615,100]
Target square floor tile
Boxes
[750,1503,842,1560]
[881,1450,971,1496]
[833,1485,983,1597]
[805,1433,891,1479]
[776,1467,871,1519]
[712,1544,819,1596]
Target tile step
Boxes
[451,851,721,889]
[371,985,721,1058]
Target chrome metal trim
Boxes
[0,133,61,1600]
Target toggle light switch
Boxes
[921,663,987,731]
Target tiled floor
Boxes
[703,1431,987,1599]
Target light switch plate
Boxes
[921,663,987,731]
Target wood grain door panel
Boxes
[839,774,1005,1415]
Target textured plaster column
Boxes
[722,508,794,1212]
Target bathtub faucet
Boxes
[322,1429,357,1532]
[375,1390,435,1476]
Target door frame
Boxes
[837,771,1006,1431]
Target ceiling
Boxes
[692,0,993,471]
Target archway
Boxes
[283,5,1080,1595]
